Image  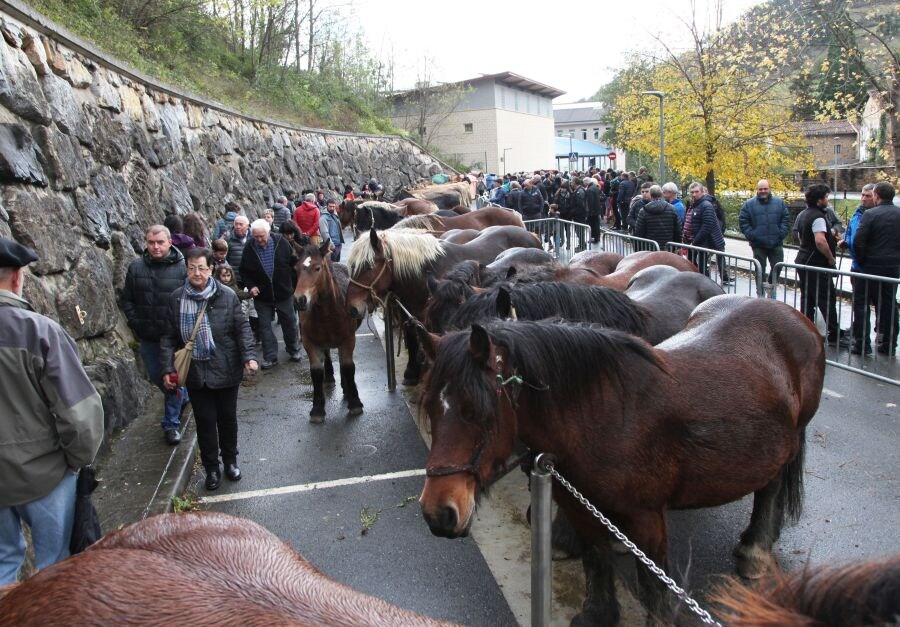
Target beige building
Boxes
[389,72,564,174]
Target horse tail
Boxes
[779,426,806,525]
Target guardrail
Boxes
[665,242,765,296]
[522,217,591,262]
[601,229,660,255]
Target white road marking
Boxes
[198,468,426,504]
[822,387,844,398]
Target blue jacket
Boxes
[842,205,866,271]
[690,195,725,250]
[670,198,685,223]
[738,195,789,249]
[617,179,635,207]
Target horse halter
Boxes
[425,436,531,491]
[348,253,392,311]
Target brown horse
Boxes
[568,250,624,277]
[711,555,900,626]
[593,250,697,290]
[0,512,454,625]
[345,226,540,385]
[337,199,437,233]
[439,228,482,244]
[392,206,524,235]
[292,242,363,422]
[415,296,825,624]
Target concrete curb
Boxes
[145,411,198,516]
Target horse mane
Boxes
[423,261,483,332]
[710,555,900,627]
[358,200,397,212]
[448,283,650,338]
[347,229,446,281]
[394,214,444,230]
[423,320,663,428]
[482,264,557,287]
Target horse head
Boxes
[415,323,519,538]
[423,262,482,334]
[354,204,375,234]
[338,200,356,232]
[293,241,333,311]
[345,228,394,319]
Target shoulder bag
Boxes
[173,301,207,386]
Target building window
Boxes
[581,128,587,140]
[556,129,564,137]
[464,123,473,133]
[593,128,600,140]
[834,144,841,154]
[807,145,814,153]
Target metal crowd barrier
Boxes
[522,217,591,262]
[601,229,660,255]
[772,262,899,385]
[665,242,764,296]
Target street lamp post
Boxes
[833,137,840,194]
[640,91,665,182]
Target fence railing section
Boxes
[665,242,765,297]
[523,218,591,263]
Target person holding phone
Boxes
[161,248,258,491]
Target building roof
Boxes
[554,137,612,157]
[389,71,565,100]
[795,119,857,137]
[553,106,604,125]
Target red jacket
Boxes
[293,202,321,236]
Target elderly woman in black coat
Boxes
[161,248,258,491]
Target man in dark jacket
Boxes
[584,177,605,243]
[616,172,635,231]
[738,179,789,286]
[226,215,250,285]
[687,182,726,277]
[121,225,188,444]
[239,219,301,368]
[852,181,900,355]
[520,178,545,220]
[634,185,682,250]
[795,184,847,346]
[627,182,652,233]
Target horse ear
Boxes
[469,324,491,366]
[426,273,440,295]
[369,227,381,252]
[319,240,330,257]
[496,286,512,318]
[409,318,440,362]
[505,266,517,280]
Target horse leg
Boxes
[552,508,586,560]
[572,536,620,627]
[402,325,421,386]
[307,346,326,423]
[338,341,363,417]
[735,433,806,580]
[323,350,336,384]
[626,511,674,626]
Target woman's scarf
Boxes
[180,277,217,360]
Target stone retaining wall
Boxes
[0,1,446,433]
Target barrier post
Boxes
[383,297,396,392]
[531,454,553,627]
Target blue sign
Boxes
[568,152,578,160]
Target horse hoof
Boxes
[735,546,775,580]
[347,405,363,417]
[402,377,420,386]
[551,548,576,561]
[309,412,325,424]
[324,375,336,385]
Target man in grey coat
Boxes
[739,179,789,287]
[0,238,104,584]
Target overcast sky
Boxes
[352,0,764,103]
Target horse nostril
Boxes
[437,505,458,532]
[296,296,307,310]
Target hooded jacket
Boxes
[0,289,103,506]
[293,201,321,237]
[121,247,187,341]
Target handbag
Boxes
[173,301,207,386]
[69,465,102,554]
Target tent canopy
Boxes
[554,137,611,158]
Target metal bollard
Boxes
[531,453,553,627]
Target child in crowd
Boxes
[215,263,258,342]
[211,239,229,271]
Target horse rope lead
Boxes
[535,455,723,627]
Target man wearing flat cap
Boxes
[0,237,104,584]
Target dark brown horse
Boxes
[415,296,825,624]
[338,199,438,233]
[0,512,454,625]
[345,226,540,384]
[392,206,524,235]
[568,250,624,277]
[292,242,363,422]
[711,555,900,626]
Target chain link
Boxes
[547,465,722,627]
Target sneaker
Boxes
[877,345,896,356]
[851,343,873,356]
[164,428,181,445]
[289,350,303,362]
[261,359,277,370]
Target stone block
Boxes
[141,92,160,132]
[22,31,49,77]
[55,245,118,339]
[90,67,121,112]
[0,37,50,124]
[33,124,88,190]
[3,186,81,274]
[85,353,151,432]
[40,72,91,145]
[119,85,144,123]
[93,111,132,169]
[0,122,47,186]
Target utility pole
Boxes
[640,91,665,182]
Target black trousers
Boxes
[188,384,240,471]
[851,267,899,350]
[797,266,839,337]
